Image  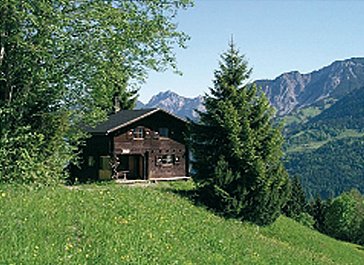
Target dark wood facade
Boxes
[72,109,189,181]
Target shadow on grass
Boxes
[64,176,114,187]
[357,246,364,251]
[162,185,233,221]
[163,183,285,227]
[162,185,199,204]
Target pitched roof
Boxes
[86,108,186,135]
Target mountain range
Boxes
[138,57,364,119]
[136,91,204,120]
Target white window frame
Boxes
[133,127,144,139]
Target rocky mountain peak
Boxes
[148,90,181,104]
[138,90,204,120]
[256,57,364,115]
[137,57,364,119]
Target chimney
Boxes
[112,92,121,113]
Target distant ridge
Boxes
[256,57,364,115]
[136,90,204,120]
[137,58,364,119]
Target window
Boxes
[133,127,144,139]
[100,156,111,170]
[87,156,95,167]
[159,127,169,137]
[156,154,175,166]
[162,154,174,164]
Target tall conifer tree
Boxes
[283,176,308,218]
[189,42,289,225]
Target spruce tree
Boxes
[189,42,289,225]
[283,176,308,218]
[309,196,327,232]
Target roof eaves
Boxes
[106,108,159,135]
[90,132,108,136]
[156,108,189,124]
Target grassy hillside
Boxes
[1,182,364,264]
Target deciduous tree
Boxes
[324,190,364,244]
[0,0,192,183]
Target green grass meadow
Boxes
[1,181,364,264]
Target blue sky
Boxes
[139,0,364,103]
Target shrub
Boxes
[324,190,364,244]
[294,212,315,229]
[0,127,67,185]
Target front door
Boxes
[118,155,144,180]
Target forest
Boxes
[284,86,364,198]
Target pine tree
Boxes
[309,196,327,232]
[189,42,289,225]
[283,176,308,218]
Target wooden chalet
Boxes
[72,108,189,182]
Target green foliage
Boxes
[0,0,192,184]
[286,127,342,150]
[294,212,315,229]
[308,196,329,232]
[0,1,71,183]
[59,0,193,120]
[283,176,308,218]
[284,87,364,198]
[189,42,289,225]
[324,190,364,245]
[282,177,315,228]
[0,106,71,184]
[0,127,66,185]
[282,106,323,132]
[1,182,364,264]
[308,86,364,131]
[285,136,364,198]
